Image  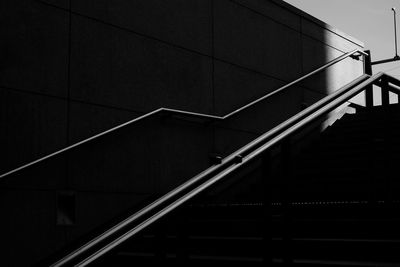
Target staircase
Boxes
[275,103,400,266]
[55,102,400,266]
[38,72,400,266]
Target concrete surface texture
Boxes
[0,0,364,265]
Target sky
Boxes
[283,0,400,77]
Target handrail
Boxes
[0,49,366,180]
[76,73,387,266]
[51,73,372,266]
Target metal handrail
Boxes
[51,73,372,266]
[76,73,388,266]
[0,49,366,180]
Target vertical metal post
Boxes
[381,77,390,106]
[393,8,399,58]
[364,50,374,108]
[281,140,293,265]
[370,8,400,66]
[262,152,272,264]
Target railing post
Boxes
[154,224,167,264]
[176,212,189,264]
[262,152,272,264]
[281,139,293,265]
[364,50,374,107]
[381,77,390,106]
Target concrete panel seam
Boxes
[269,0,364,47]
[229,0,300,33]
[0,85,145,115]
[34,0,310,83]
[35,0,69,12]
[230,0,361,54]
[33,0,363,90]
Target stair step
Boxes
[77,103,400,265]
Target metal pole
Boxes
[371,8,400,65]
[364,50,373,107]
[393,8,399,58]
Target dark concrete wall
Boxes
[0,0,364,265]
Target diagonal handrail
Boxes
[51,73,373,266]
[77,73,388,266]
[0,49,366,180]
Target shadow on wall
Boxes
[214,8,365,157]
[0,0,364,265]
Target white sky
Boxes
[283,0,400,77]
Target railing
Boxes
[51,71,388,266]
[0,49,366,180]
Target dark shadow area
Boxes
[0,0,366,265]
